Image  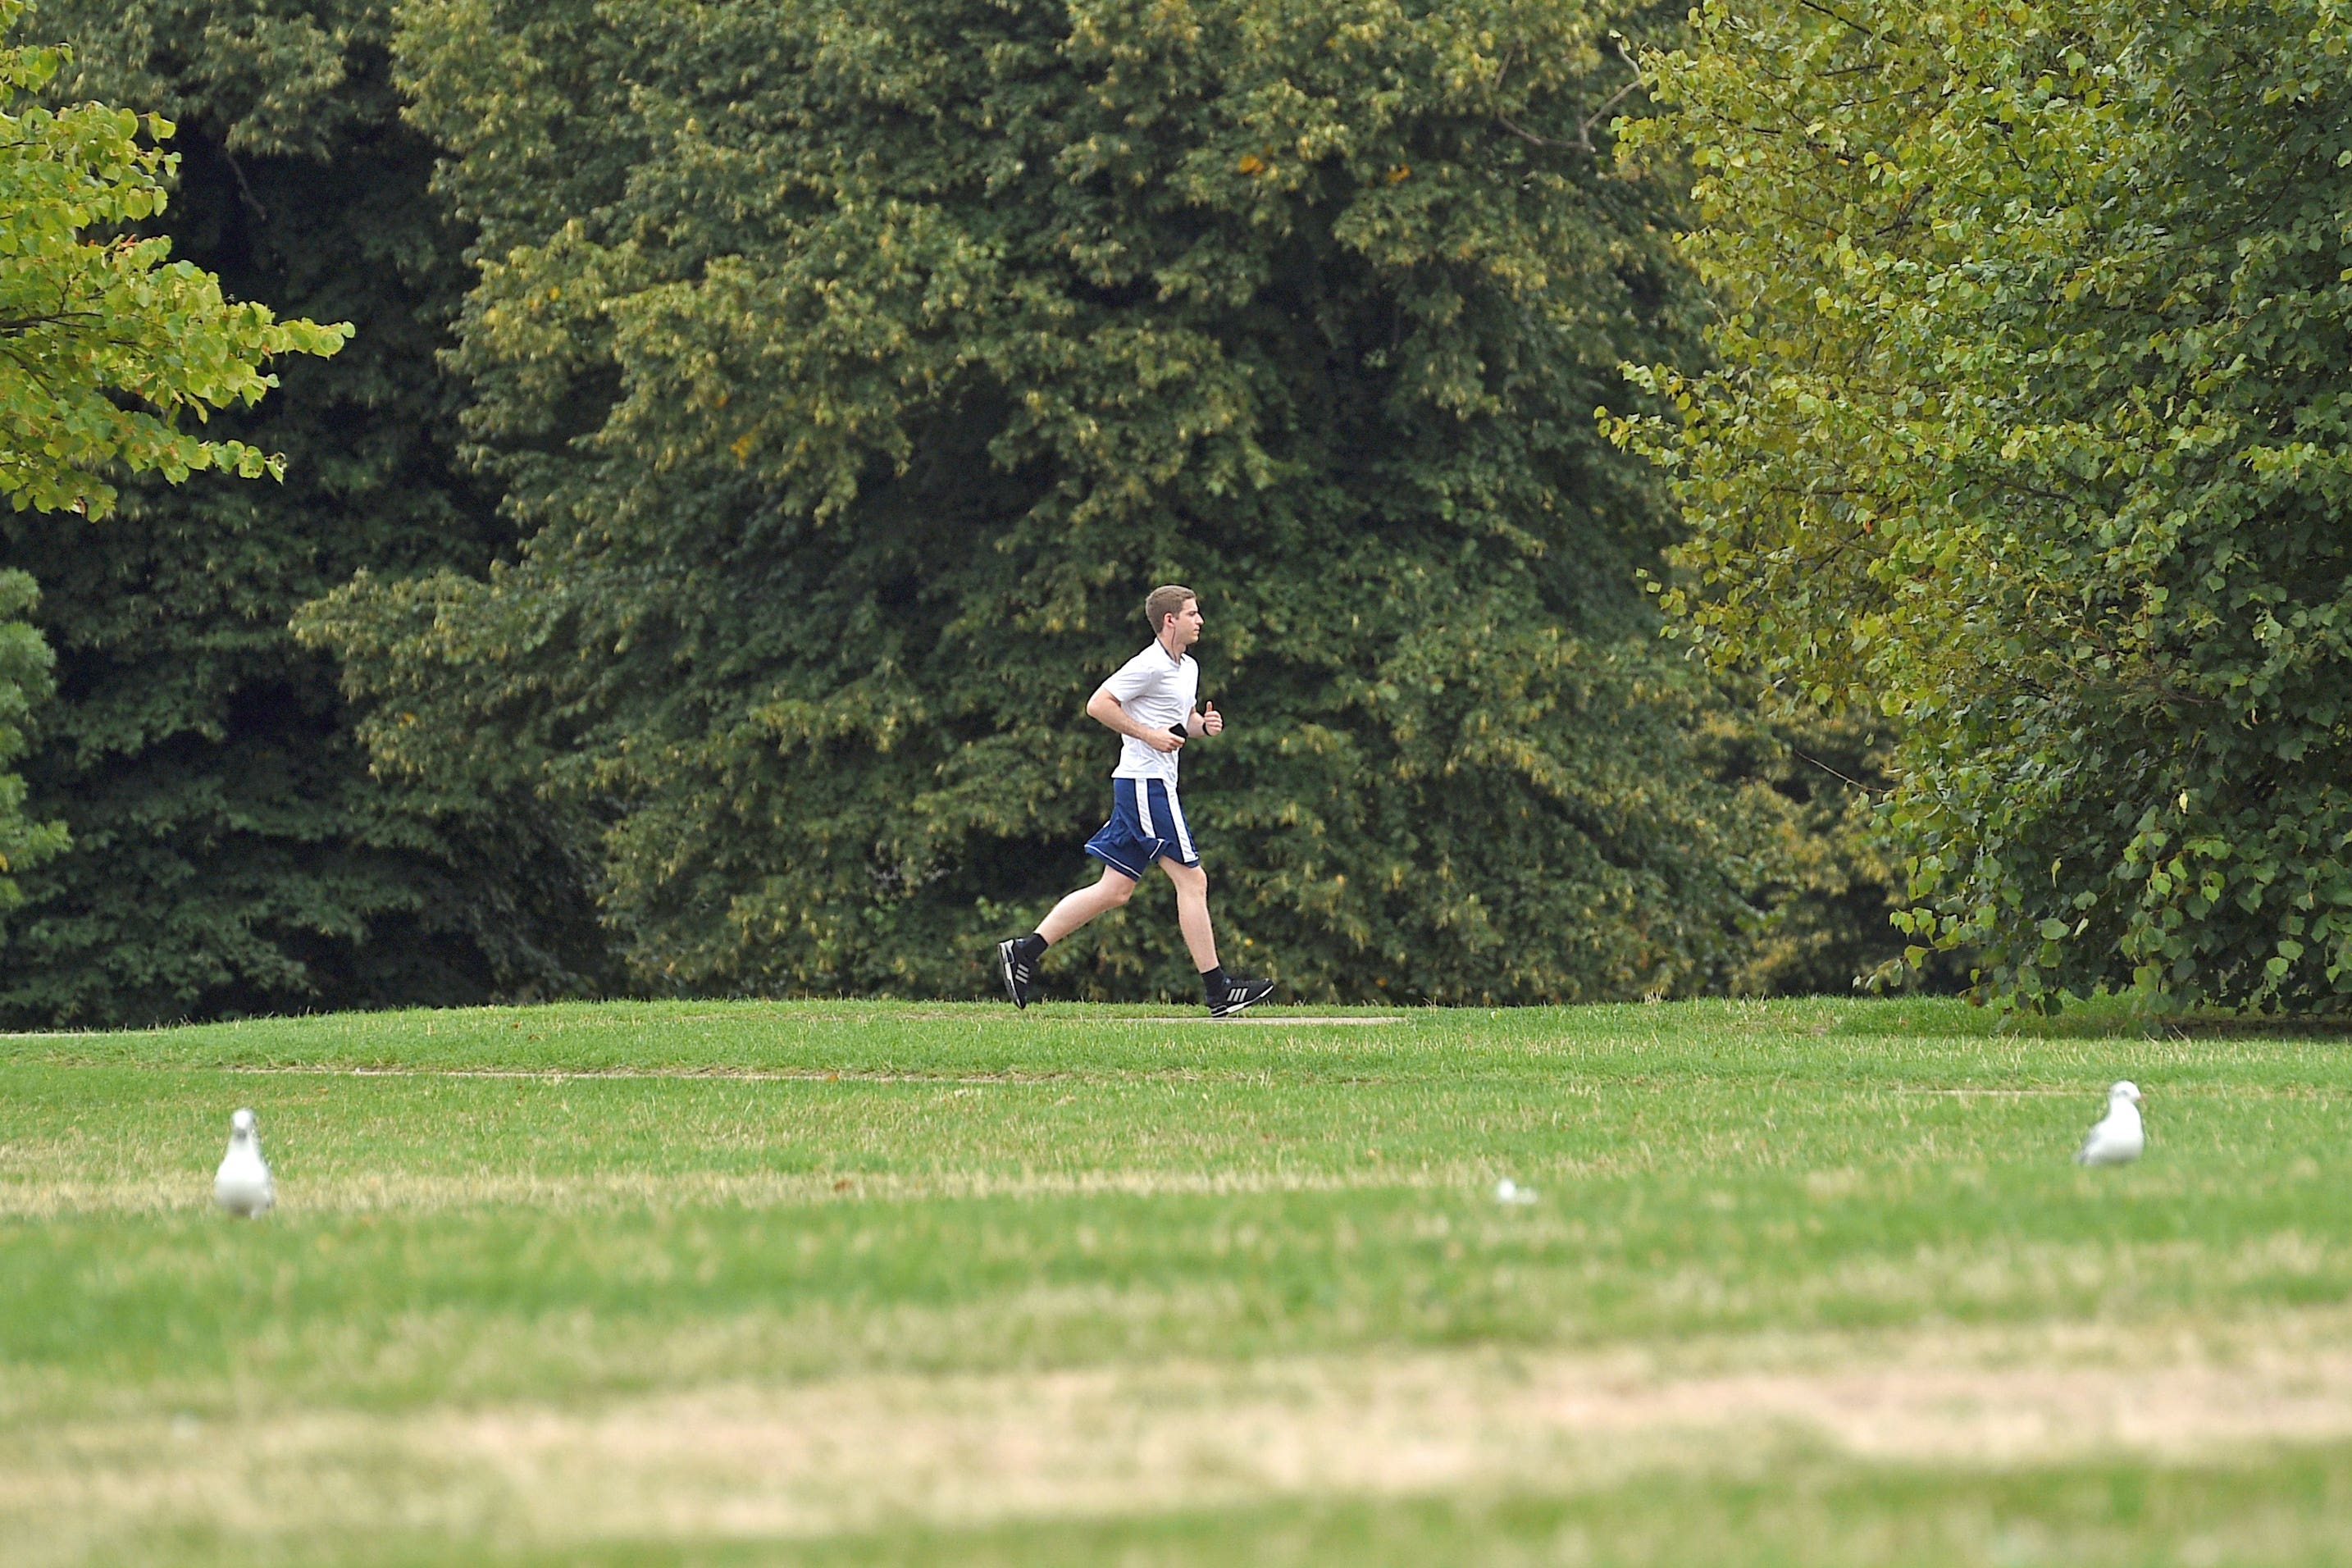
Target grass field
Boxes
[4,996,2349,1565]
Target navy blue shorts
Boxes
[1084,777,1200,877]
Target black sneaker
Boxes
[996,937,1037,1010]
[1206,974,1274,1018]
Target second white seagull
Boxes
[213,1107,276,1216]
[2074,1080,2145,1166]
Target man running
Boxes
[997,585,1275,1017]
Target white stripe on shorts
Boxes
[1164,783,1195,859]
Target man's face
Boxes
[1163,598,1203,650]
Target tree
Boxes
[1613,0,2352,1011]
[0,0,613,1025]
[0,1,346,965]
[301,0,1797,1002]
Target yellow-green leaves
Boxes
[0,2,348,520]
[1616,0,2352,1014]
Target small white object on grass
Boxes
[1493,1178,1537,1206]
[2074,1080,2145,1166]
[213,1108,275,1216]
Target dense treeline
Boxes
[26,0,2341,1018]
[2,0,1959,1019]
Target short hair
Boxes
[1144,584,1197,631]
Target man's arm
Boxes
[1088,685,1183,752]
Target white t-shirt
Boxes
[1102,640,1198,783]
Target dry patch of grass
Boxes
[0,1165,1467,1220]
[9,1310,2351,1563]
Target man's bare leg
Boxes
[1037,864,1137,944]
[1000,865,1136,1010]
[1160,857,1219,973]
[1160,856,1272,1014]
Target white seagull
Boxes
[2074,1080,2145,1166]
[213,1108,276,1216]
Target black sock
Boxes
[1014,932,1048,963]
[1201,964,1227,997]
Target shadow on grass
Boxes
[1990,994,2352,1042]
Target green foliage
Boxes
[1611,0,2352,1013]
[1707,707,1901,997]
[0,0,346,516]
[304,0,1793,1002]
[0,569,66,909]
[0,0,349,981]
[0,0,614,1025]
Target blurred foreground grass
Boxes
[3,997,2347,1564]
